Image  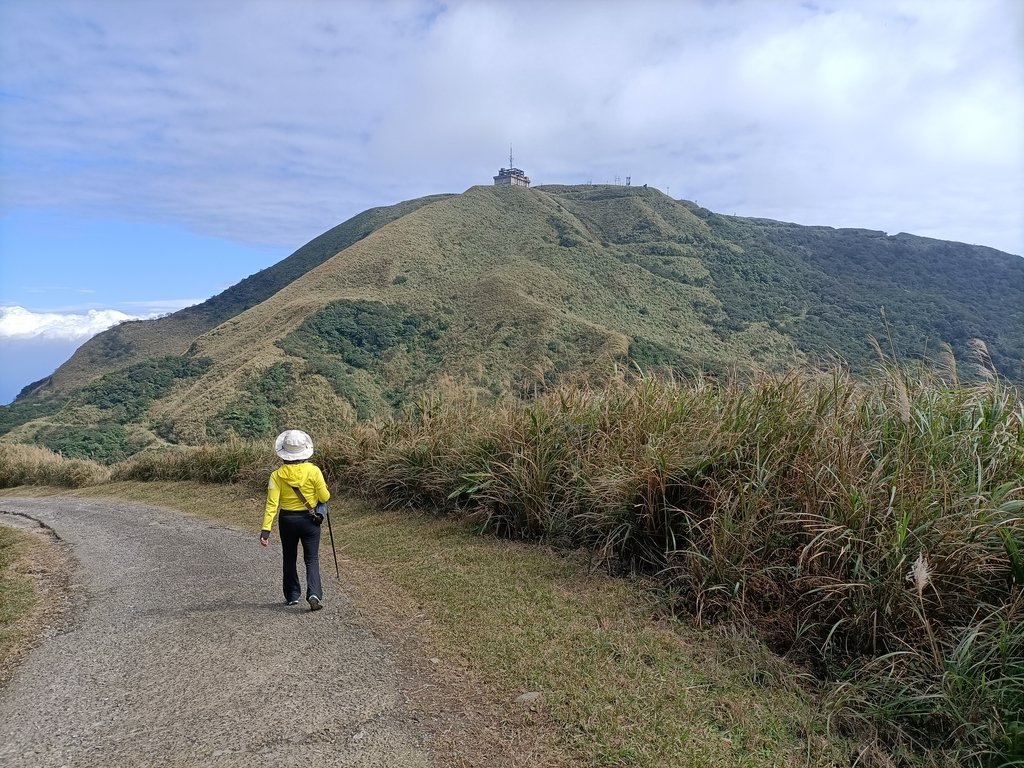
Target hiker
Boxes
[260,429,330,611]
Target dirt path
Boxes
[0,498,433,768]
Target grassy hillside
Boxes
[686,206,1024,379]
[141,184,798,444]
[2,184,1022,458]
[25,193,452,399]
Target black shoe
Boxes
[308,595,323,611]
[286,598,300,605]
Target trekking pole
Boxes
[290,484,341,579]
[325,508,340,579]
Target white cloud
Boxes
[0,299,202,402]
[0,0,1021,254]
[1,306,143,340]
[0,296,204,340]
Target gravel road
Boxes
[0,498,433,768]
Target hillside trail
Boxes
[0,497,433,768]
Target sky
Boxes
[1,0,1022,404]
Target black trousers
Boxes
[278,511,323,601]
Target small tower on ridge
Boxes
[493,145,531,187]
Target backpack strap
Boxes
[289,484,324,524]
[289,484,314,511]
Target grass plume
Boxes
[0,443,110,488]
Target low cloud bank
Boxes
[0,300,200,341]
[0,301,201,402]
[0,306,142,340]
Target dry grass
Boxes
[316,365,1022,766]
[110,441,272,486]
[0,443,110,488]
[329,507,838,767]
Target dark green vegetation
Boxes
[1,357,210,462]
[281,300,444,371]
[689,205,1024,379]
[1,184,1021,460]
[206,362,296,440]
[32,424,146,464]
[277,300,446,417]
[0,396,66,437]
[79,356,212,421]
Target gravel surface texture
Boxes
[0,498,433,768]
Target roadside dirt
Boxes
[0,512,79,689]
[0,498,439,767]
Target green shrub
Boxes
[0,395,65,438]
[207,362,295,440]
[80,356,212,421]
[278,300,442,371]
[33,423,149,464]
[277,300,445,417]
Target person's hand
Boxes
[259,536,269,548]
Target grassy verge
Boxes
[0,525,42,686]
[332,507,840,767]
[1,482,846,767]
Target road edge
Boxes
[0,508,81,690]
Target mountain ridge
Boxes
[3,183,1021,460]
[24,192,453,399]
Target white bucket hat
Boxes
[275,429,314,461]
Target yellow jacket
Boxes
[262,461,331,532]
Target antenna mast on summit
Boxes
[493,145,530,187]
